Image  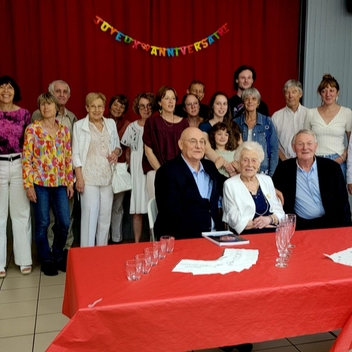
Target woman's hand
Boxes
[67,185,74,199]
[223,162,237,176]
[76,178,85,193]
[107,150,119,164]
[253,216,272,229]
[26,188,37,203]
[348,184,352,195]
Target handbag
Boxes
[112,162,132,194]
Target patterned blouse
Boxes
[22,120,74,189]
[0,108,31,154]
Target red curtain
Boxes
[0,0,301,120]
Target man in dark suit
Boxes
[154,127,224,239]
[273,129,351,230]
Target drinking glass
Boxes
[135,254,152,274]
[125,259,143,281]
[275,224,289,268]
[153,241,167,259]
[160,236,175,253]
[285,214,297,249]
[144,247,159,266]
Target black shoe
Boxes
[57,250,68,272]
[219,343,253,352]
[41,262,58,276]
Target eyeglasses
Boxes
[138,104,152,110]
[185,102,199,108]
[181,138,206,147]
[89,105,105,111]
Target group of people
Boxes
[1,65,352,285]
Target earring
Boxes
[159,107,162,114]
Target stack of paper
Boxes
[324,247,352,267]
[172,248,259,275]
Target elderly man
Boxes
[154,127,225,239]
[273,129,351,230]
[271,80,308,161]
[229,65,269,118]
[32,79,77,135]
[32,80,77,250]
[174,80,209,118]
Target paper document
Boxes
[172,248,259,275]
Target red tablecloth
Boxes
[48,227,352,352]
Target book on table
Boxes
[201,231,250,246]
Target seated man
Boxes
[174,80,209,118]
[154,127,224,239]
[154,127,253,352]
[271,79,308,161]
[273,129,351,230]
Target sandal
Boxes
[0,268,6,278]
[20,265,32,275]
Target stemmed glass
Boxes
[285,214,297,249]
[275,223,289,268]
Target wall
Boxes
[303,0,352,108]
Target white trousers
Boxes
[146,170,156,201]
[80,184,113,247]
[0,157,32,268]
[110,191,125,242]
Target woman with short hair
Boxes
[222,141,285,234]
[73,92,121,247]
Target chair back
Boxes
[147,198,158,242]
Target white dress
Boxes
[121,121,148,214]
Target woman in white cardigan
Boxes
[222,141,285,234]
[72,92,121,247]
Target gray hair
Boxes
[283,79,303,95]
[291,129,318,145]
[48,80,71,95]
[241,87,261,104]
[234,141,265,164]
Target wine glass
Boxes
[275,224,289,268]
[286,214,296,249]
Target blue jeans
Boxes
[320,153,346,180]
[32,185,70,263]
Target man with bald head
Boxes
[154,127,225,239]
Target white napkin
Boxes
[172,248,259,275]
[324,247,352,267]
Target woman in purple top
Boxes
[0,76,32,277]
[143,86,189,199]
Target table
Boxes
[48,227,352,352]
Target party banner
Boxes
[94,15,229,57]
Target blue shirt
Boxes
[181,155,214,229]
[294,159,325,219]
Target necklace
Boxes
[242,177,259,195]
[161,115,174,127]
[254,193,270,216]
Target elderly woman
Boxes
[108,94,130,243]
[182,93,203,127]
[222,141,285,234]
[73,92,121,247]
[23,93,74,276]
[143,85,189,199]
[0,76,32,277]
[234,88,278,176]
[121,92,155,242]
[304,74,352,179]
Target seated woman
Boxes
[222,141,285,234]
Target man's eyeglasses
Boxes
[181,138,206,147]
[139,104,152,110]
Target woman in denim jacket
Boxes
[234,88,278,176]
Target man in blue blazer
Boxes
[154,127,225,239]
[273,129,351,230]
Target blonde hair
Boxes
[85,92,106,107]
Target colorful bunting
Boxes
[94,16,229,57]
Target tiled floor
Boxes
[0,243,341,352]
